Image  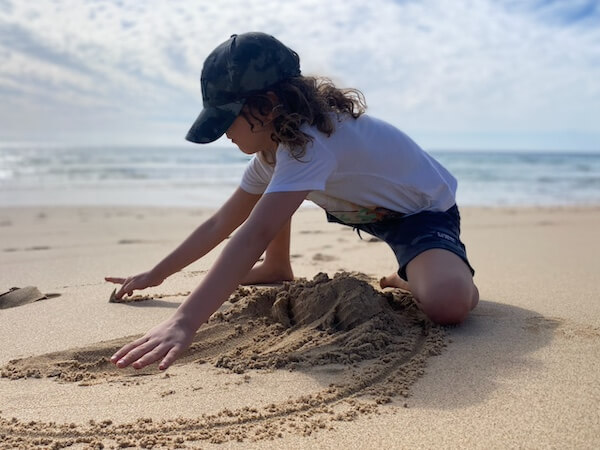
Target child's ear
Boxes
[266,91,279,103]
[266,91,280,120]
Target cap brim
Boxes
[185,102,244,144]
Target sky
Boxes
[0,0,599,152]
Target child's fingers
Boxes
[115,339,160,368]
[104,277,126,284]
[110,336,150,364]
[114,286,128,300]
[132,344,170,370]
[159,345,182,370]
[115,280,138,299]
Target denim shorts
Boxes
[326,205,475,281]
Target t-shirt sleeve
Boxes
[239,155,274,194]
[265,140,336,193]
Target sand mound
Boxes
[0,273,446,448]
[215,272,435,375]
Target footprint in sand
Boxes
[117,239,151,245]
[312,253,337,262]
[2,246,51,253]
[0,287,61,310]
[26,245,51,251]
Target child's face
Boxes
[225,108,277,155]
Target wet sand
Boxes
[0,206,599,448]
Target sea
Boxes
[1,145,599,208]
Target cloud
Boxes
[0,0,598,150]
[502,0,600,26]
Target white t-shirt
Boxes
[240,113,457,222]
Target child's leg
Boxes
[380,269,478,312]
[240,219,294,285]
[405,248,478,325]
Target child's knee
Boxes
[417,276,473,325]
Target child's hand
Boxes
[110,315,195,370]
[104,271,164,300]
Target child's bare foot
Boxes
[240,263,294,285]
[379,272,411,291]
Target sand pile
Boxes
[215,272,438,377]
[0,273,446,448]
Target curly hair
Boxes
[241,76,366,161]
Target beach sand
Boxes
[0,205,599,448]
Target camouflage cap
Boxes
[186,32,301,144]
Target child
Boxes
[106,32,478,371]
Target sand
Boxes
[0,205,599,448]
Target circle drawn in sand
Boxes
[108,288,191,303]
[0,273,446,448]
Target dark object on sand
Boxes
[0,286,48,309]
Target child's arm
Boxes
[240,218,293,285]
[106,187,261,299]
[111,190,309,370]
